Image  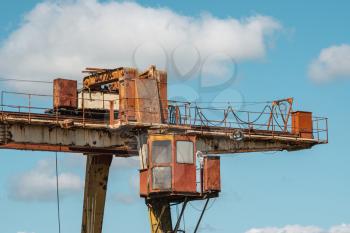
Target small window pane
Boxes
[152,166,172,190]
[176,141,194,164]
[152,140,172,164]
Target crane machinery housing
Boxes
[0,65,328,233]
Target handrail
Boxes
[0,91,328,143]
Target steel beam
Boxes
[0,123,137,155]
[148,199,173,233]
[196,135,315,154]
[81,154,113,233]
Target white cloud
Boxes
[58,155,139,171]
[309,44,350,82]
[330,224,350,233]
[9,159,83,201]
[111,157,140,170]
[245,224,350,233]
[246,225,323,233]
[8,156,141,203]
[191,223,219,232]
[0,0,281,93]
[129,173,139,190]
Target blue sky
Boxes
[0,1,350,233]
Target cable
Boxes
[182,203,186,232]
[206,198,217,210]
[0,77,53,84]
[55,152,62,233]
[169,99,273,105]
[189,198,217,212]
[0,77,83,85]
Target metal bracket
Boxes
[173,198,188,233]
[193,198,211,233]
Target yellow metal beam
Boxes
[81,154,113,233]
[148,199,173,233]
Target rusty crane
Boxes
[0,65,328,233]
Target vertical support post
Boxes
[316,118,319,141]
[109,100,114,126]
[82,92,85,127]
[224,110,227,128]
[81,154,113,233]
[1,91,5,120]
[247,111,250,136]
[1,91,4,112]
[193,198,210,233]
[175,106,180,125]
[28,94,31,123]
[148,199,173,233]
[173,199,188,233]
[326,118,329,143]
[184,103,188,125]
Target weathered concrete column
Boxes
[81,154,113,233]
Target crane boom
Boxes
[0,65,328,233]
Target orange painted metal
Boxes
[140,134,197,197]
[157,71,168,123]
[139,169,149,197]
[147,134,173,194]
[109,100,114,125]
[135,66,168,124]
[172,135,196,193]
[89,66,168,124]
[53,78,77,109]
[0,143,135,155]
[203,156,221,192]
[119,77,136,122]
[292,111,313,139]
[134,78,162,124]
[0,143,74,152]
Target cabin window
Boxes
[176,141,194,164]
[152,140,172,164]
[152,166,172,190]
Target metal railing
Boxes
[168,100,328,143]
[0,91,328,143]
[0,91,116,126]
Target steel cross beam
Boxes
[147,199,173,233]
[81,154,113,233]
[0,114,138,155]
[0,113,323,155]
